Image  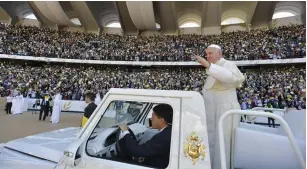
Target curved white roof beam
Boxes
[221,17,245,25]
[106,22,121,28]
[179,22,200,28]
[272,11,296,19]
[178,13,201,28]
[126,1,156,30]
[30,1,74,26]
[24,13,37,20]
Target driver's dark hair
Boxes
[85,92,95,101]
[153,104,173,124]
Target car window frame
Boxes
[80,94,180,169]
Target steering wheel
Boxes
[115,124,138,160]
[112,121,135,128]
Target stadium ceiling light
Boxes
[272,12,296,19]
[25,14,37,20]
[179,22,200,28]
[221,17,245,25]
[106,22,121,28]
[156,23,161,29]
[71,18,81,25]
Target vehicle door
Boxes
[55,94,181,169]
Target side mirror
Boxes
[61,139,85,168]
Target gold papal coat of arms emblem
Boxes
[183,132,206,165]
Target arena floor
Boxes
[0,111,82,143]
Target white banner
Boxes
[27,99,88,112]
[0,54,305,66]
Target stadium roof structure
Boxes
[0,1,305,34]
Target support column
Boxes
[246,23,251,32]
[10,16,19,25]
[116,1,138,34]
[301,2,306,25]
[30,1,73,26]
[126,1,156,30]
[157,1,178,34]
[70,1,99,32]
[201,1,222,35]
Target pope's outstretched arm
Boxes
[206,62,245,87]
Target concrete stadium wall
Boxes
[251,23,270,30]
[222,23,247,32]
[179,27,201,35]
[140,30,162,36]
[202,26,222,35]
[0,19,10,24]
[62,26,85,33]
[104,27,123,35]
[17,18,41,27]
[271,15,303,28]
[0,7,10,24]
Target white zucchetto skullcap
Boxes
[207,44,221,49]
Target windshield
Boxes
[97,100,149,128]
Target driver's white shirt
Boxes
[120,126,167,138]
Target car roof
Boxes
[108,88,202,99]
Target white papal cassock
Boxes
[11,97,16,114]
[51,94,62,123]
[12,95,23,115]
[95,93,102,106]
[202,58,245,169]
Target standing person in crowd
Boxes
[5,94,13,114]
[95,92,102,106]
[195,44,245,169]
[81,91,97,127]
[114,100,124,113]
[20,94,25,113]
[32,98,41,114]
[11,93,16,114]
[39,93,51,121]
[49,92,55,116]
[265,103,275,128]
[51,90,62,124]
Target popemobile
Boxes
[0,89,305,169]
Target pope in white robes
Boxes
[12,94,23,115]
[195,44,245,169]
[95,93,102,106]
[11,96,16,114]
[51,93,62,123]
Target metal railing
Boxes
[218,109,305,169]
[240,107,287,124]
[251,107,287,112]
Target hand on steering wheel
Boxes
[118,124,129,131]
[115,123,138,160]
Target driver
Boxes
[119,103,173,168]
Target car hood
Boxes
[2,127,81,163]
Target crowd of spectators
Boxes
[0,24,305,61]
[0,62,305,109]
[238,66,305,110]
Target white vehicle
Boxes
[0,89,305,169]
